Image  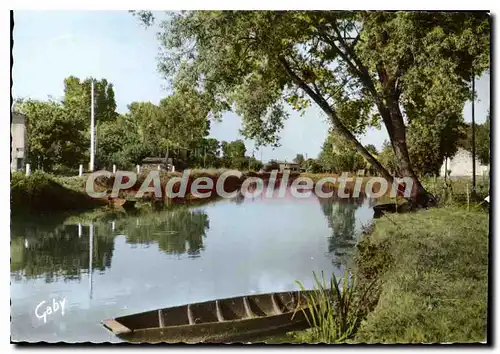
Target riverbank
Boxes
[284,204,489,344]
[352,205,489,343]
[10,171,107,215]
[11,170,406,215]
[10,169,304,214]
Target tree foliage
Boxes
[135,10,489,204]
[293,153,305,166]
[63,76,118,125]
[318,132,366,173]
[378,140,398,175]
[15,99,88,171]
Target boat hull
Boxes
[117,311,309,343]
[102,290,313,343]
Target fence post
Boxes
[113,165,116,174]
[25,163,31,176]
[79,164,83,177]
[466,183,470,212]
[137,165,140,175]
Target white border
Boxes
[2,1,497,10]
[2,3,498,354]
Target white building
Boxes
[11,112,27,172]
[440,147,489,178]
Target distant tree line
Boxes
[14,76,263,174]
[297,110,490,177]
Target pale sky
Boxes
[12,11,490,162]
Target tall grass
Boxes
[295,270,376,343]
[421,176,489,207]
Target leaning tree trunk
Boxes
[281,56,435,207]
[386,99,435,207]
[280,57,395,183]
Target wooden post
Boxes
[79,164,83,177]
[466,182,470,212]
[113,165,116,174]
[136,165,140,175]
[444,158,447,182]
[25,163,30,176]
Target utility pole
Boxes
[471,73,476,193]
[89,79,95,172]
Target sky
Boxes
[12,11,491,163]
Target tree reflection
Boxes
[10,206,210,281]
[10,221,114,282]
[113,208,210,258]
[318,195,365,253]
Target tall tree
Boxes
[135,10,489,206]
[15,99,88,171]
[125,89,211,159]
[63,76,118,125]
[293,153,305,166]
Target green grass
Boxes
[10,171,105,214]
[421,176,490,207]
[352,206,489,343]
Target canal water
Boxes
[11,188,375,342]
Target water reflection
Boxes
[11,187,376,343]
[114,208,209,258]
[10,207,210,281]
[11,222,114,282]
[318,195,374,266]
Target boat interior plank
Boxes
[242,297,256,319]
[187,304,195,325]
[215,300,225,322]
[158,310,165,328]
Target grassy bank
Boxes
[353,205,489,343]
[10,169,245,214]
[10,171,106,214]
[286,205,489,344]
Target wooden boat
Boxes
[102,290,313,343]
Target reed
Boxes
[294,270,376,343]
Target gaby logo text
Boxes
[35,298,67,324]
